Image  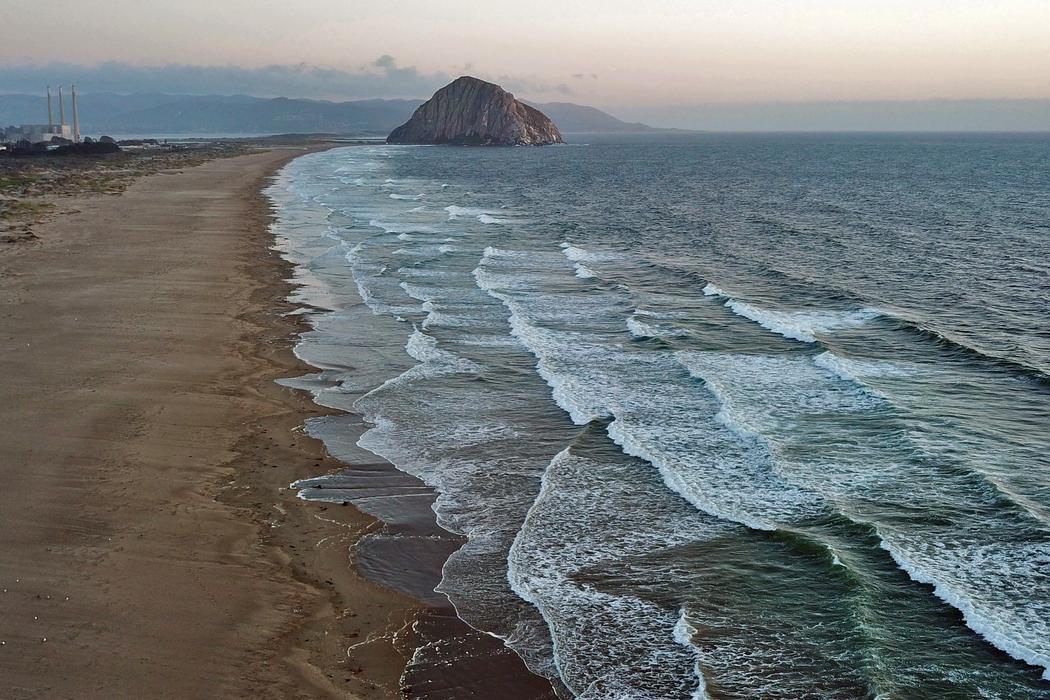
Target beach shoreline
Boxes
[268,149,564,700]
[0,145,417,699]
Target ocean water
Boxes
[267,134,1050,699]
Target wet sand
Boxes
[0,147,416,699]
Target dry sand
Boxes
[0,147,417,699]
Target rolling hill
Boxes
[0,92,669,136]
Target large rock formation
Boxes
[387,76,563,146]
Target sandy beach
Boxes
[0,147,417,699]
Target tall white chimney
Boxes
[58,86,66,134]
[72,85,81,143]
[47,86,54,131]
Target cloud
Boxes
[0,58,451,99]
[0,59,580,101]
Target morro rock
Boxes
[387,76,563,146]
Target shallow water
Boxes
[268,134,1050,699]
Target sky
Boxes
[2,0,1050,128]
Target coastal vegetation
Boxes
[0,142,249,243]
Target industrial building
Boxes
[1,85,81,145]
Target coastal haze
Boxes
[2,0,1049,131]
[0,92,656,137]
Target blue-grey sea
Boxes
[267,133,1050,699]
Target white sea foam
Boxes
[814,351,920,381]
[286,165,566,682]
[474,252,611,423]
[702,282,879,343]
[455,334,524,348]
[421,310,472,329]
[344,243,420,316]
[445,205,495,219]
[486,241,1050,681]
[505,312,612,425]
[626,314,690,339]
[673,612,711,700]
[481,245,530,259]
[509,449,723,699]
[574,263,597,279]
[731,301,877,343]
[626,316,660,338]
[675,349,1050,680]
[404,328,478,370]
[398,281,441,302]
[280,145,1050,695]
[478,213,514,225]
[339,314,565,684]
[357,329,482,402]
[369,219,437,235]
[277,153,567,690]
[389,193,424,200]
[702,282,725,297]
[562,243,619,263]
[444,205,520,225]
[397,266,455,279]
[878,536,1050,680]
[476,248,818,530]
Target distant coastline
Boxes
[3,92,1047,135]
[0,91,691,141]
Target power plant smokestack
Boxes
[58,86,66,132]
[47,86,54,132]
[72,85,80,144]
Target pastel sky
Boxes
[3,0,1049,109]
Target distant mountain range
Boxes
[0,92,667,136]
[522,102,660,133]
